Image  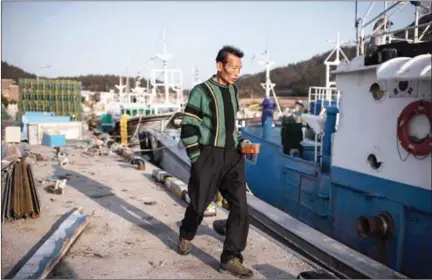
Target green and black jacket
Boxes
[180,76,245,162]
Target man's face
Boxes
[217,53,242,85]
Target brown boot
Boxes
[215,191,223,207]
[177,237,191,255]
[219,257,254,279]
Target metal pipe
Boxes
[363,1,375,20]
[363,22,431,40]
[356,212,394,239]
[372,2,407,38]
[355,1,358,28]
[418,24,431,41]
[363,1,401,28]
[383,1,388,43]
[321,107,338,172]
[360,19,365,55]
[414,6,420,42]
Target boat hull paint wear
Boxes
[241,127,432,278]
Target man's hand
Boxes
[238,138,251,153]
[190,154,199,163]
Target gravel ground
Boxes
[1,140,313,279]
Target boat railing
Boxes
[356,1,432,56]
[307,86,341,115]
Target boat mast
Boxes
[355,1,360,56]
[324,31,350,89]
[254,44,282,115]
[155,28,172,104]
[150,28,184,110]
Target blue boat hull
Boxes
[242,125,432,278]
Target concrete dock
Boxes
[1,142,314,279]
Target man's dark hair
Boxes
[216,45,244,65]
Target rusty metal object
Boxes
[1,157,41,222]
[130,156,145,171]
[136,162,145,170]
[356,212,394,239]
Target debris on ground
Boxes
[143,200,157,206]
[26,152,49,162]
[58,157,69,166]
[2,130,315,279]
[45,179,67,195]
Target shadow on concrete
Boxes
[117,163,137,169]
[52,164,222,271]
[141,172,225,242]
[47,261,80,279]
[253,263,296,279]
[142,173,154,181]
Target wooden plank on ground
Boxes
[11,207,89,279]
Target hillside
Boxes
[1,62,37,81]
[1,61,141,92]
[236,45,357,97]
[1,45,357,97]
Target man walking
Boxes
[178,45,253,278]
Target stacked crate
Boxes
[18,79,82,120]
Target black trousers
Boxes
[180,145,250,263]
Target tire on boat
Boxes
[138,131,163,165]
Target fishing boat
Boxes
[242,2,432,278]
[98,28,184,134]
[140,2,432,278]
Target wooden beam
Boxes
[11,207,89,279]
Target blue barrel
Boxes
[308,101,319,115]
[308,100,340,116]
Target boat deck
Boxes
[1,142,314,279]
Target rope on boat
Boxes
[131,115,143,140]
[120,144,179,152]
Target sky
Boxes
[2,1,416,89]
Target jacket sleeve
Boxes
[180,85,204,163]
[233,85,249,146]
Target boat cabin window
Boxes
[369,82,386,101]
[367,154,382,171]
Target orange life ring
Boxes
[397,100,432,156]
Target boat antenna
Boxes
[355,1,360,56]
[253,37,282,115]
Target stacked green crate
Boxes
[19,78,82,120]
